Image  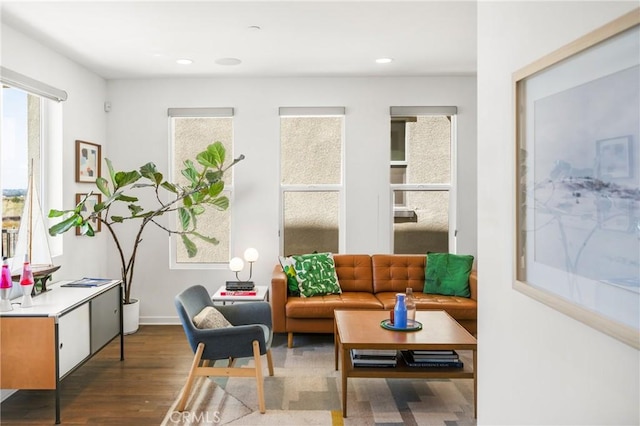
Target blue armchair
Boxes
[174,285,274,413]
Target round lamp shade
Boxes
[244,247,259,263]
[229,257,244,272]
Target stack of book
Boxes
[350,349,398,368]
[400,349,463,368]
[225,281,255,291]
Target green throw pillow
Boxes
[424,253,474,297]
[292,252,342,298]
[278,256,300,296]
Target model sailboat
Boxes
[10,168,60,289]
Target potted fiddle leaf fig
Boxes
[48,142,243,333]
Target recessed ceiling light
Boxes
[376,58,393,64]
[215,58,242,66]
[176,59,193,65]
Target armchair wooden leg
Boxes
[177,342,205,412]
[252,340,266,414]
[266,349,274,377]
[287,332,293,348]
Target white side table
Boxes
[211,285,269,305]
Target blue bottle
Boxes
[394,293,407,329]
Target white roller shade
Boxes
[390,106,457,116]
[279,107,345,116]
[0,67,67,102]
[167,107,234,117]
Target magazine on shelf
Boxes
[411,349,457,356]
[62,278,116,288]
[400,351,463,368]
[351,349,398,359]
[350,349,397,367]
[409,350,460,361]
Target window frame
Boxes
[279,108,346,256]
[1,74,64,260]
[389,108,458,253]
[167,108,235,269]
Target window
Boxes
[168,108,234,267]
[1,68,65,260]
[280,107,344,255]
[390,106,457,254]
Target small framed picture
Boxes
[75,193,102,235]
[76,140,101,183]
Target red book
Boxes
[220,290,257,296]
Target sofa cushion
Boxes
[193,306,232,329]
[375,292,477,320]
[424,253,474,297]
[293,252,342,297]
[278,255,300,295]
[286,292,383,319]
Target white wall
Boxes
[106,76,477,323]
[477,2,639,425]
[1,24,109,281]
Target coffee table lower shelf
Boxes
[334,310,477,419]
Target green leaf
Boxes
[178,207,190,230]
[114,170,141,188]
[139,162,158,181]
[48,215,81,236]
[128,204,143,216]
[84,224,95,237]
[183,195,193,208]
[48,209,66,218]
[191,231,219,245]
[111,216,124,223]
[181,234,198,258]
[181,167,198,185]
[105,158,117,186]
[210,196,229,210]
[161,182,178,193]
[192,205,205,215]
[197,142,225,168]
[115,194,138,203]
[79,222,95,237]
[205,170,222,184]
[208,181,224,198]
[96,177,111,197]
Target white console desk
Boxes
[0,280,124,424]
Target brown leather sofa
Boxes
[271,254,477,347]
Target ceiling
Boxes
[1,1,477,80]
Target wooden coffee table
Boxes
[334,309,477,418]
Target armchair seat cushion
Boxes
[286,292,383,319]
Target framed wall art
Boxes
[75,193,102,235]
[76,140,101,183]
[513,9,639,349]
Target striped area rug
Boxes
[162,334,475,426]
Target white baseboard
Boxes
[139,316,181,325]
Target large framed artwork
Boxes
[513,9,640,349]
[75,140,101,183]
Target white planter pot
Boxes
[123,298,140,335]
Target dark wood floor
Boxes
[0,325,194,425]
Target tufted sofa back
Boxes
[371,254,426,294]
[333,254,373,292]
